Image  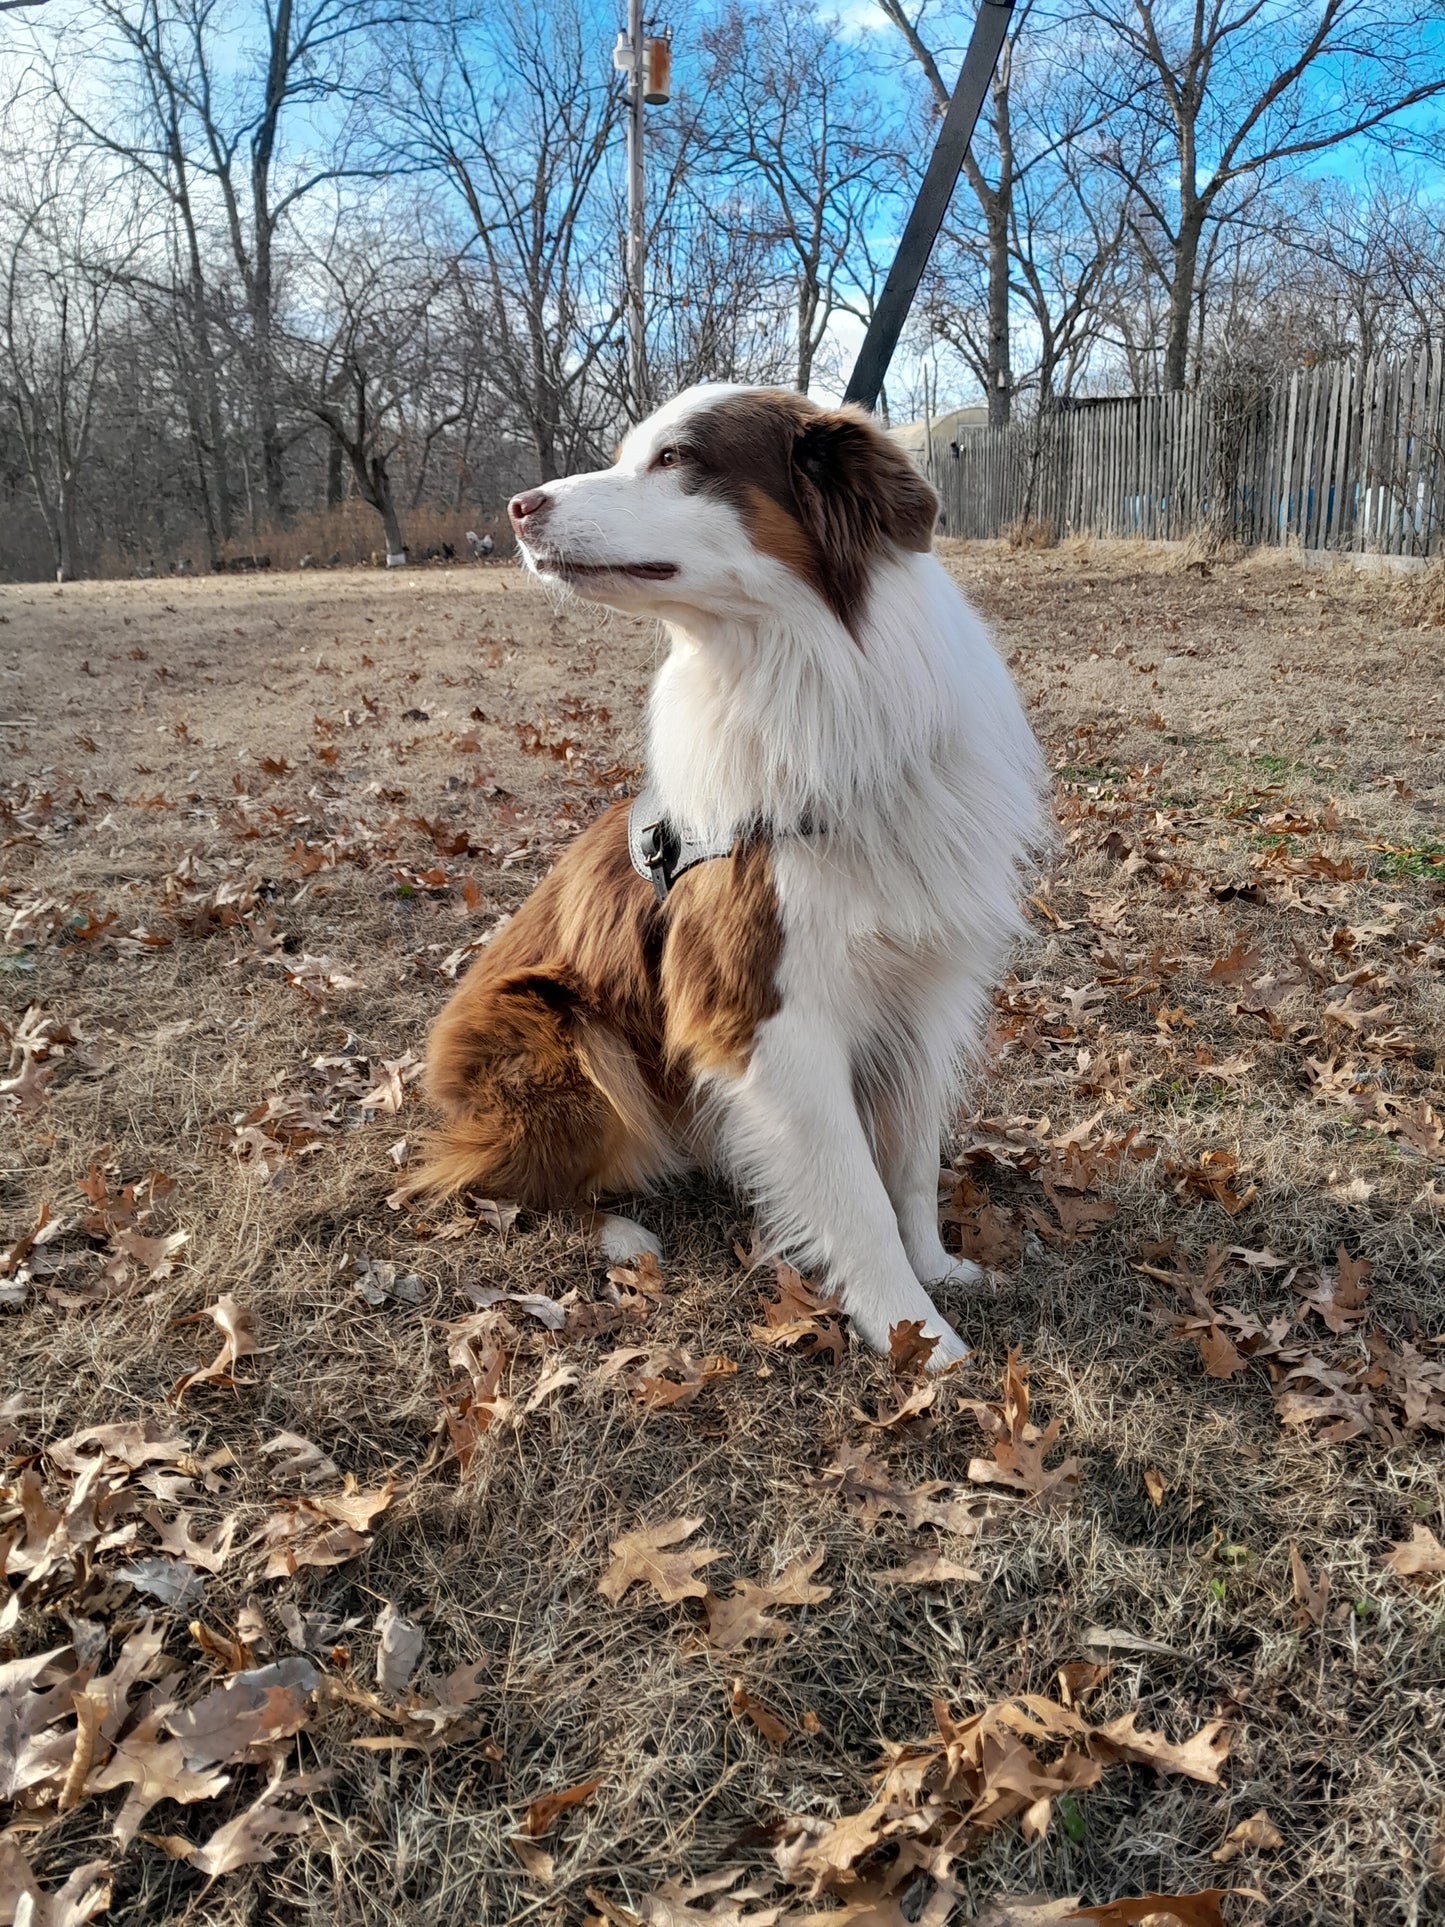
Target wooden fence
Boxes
[922,347,1445,559]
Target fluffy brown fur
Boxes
[415,800,781,1205]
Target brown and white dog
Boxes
[416,385,1046,1364]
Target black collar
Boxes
[627,782,824,903]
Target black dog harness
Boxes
[627,782,739,903]
[627,782,824,904]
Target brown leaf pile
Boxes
[763,1673,1229,1904]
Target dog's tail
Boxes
[400,968,679,1209]
[394,1110,532,1206]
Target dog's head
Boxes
[508,385,938,635]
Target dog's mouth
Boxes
[532,552,679,584]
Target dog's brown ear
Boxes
[789,406,938,631]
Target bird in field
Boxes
[466,529,494,559]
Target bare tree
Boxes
[279,210,460,562]
[47,1,241,562]
[385,0,625,477]
[702,1,893,395]
[1087,0,1445,391]
[645,182,795,395]
[0,117,137,580]
[59,0,398,523]
[877,0,1029,423]
[898,3,1131,410]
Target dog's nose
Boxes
[509,489,550,533]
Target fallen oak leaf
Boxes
[84,1707,232,1846]
[887,1319,938,1376]
[338,1658,490,1755]
[1289,1544,1330,1627]
[303,1475,396,1533]
[143,1508,238,1574]
[597,1516,723,1605]
[1207,941,1265,986]
[0,1844,111,1927]
[351,1252,423,1306]
[462,1283,566,1330]
[771,1799,891,1896]
[508,1837,554,1884]
[523,1360,582,1413]
[1191,1323,1247,1380]
[188,1769,327,1878]
[1065,1892,1231,1926]
[875,1552,981,1585]
[817,1440,992,1535]
[111,1227,188,1279]
[1212,1809,1284,1862]
[748,1258,844,1365]
[251,1478,397,1579]
[634,1352,737,1410]
[1,1201,53,1281]
[375,1601,425,1694]
[856,1380,938,1432]
[1381,1524,1445,1576]
[704,1550,830,1651]
[966,1349,1081,1507]
[56,1687,105,1815]
[587,1869,785,1925]
[45,1419,190,1479]
[0,1051,55,1115]
[1088,1710,1231,1783]
[1299,1246,1371,1334]
[258,1431,340,1488]
[0,1645,91,1803]
[167,1656,318,1765]
[973,1901,1086,1927]
[730,1680,787,1746]
[521,1773,603,1836]
[171,1295,275,1403]
[604,1250,666,1313]
[116,1555,205,1613]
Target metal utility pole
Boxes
[615,10,670,419]
[844,0,1015,414]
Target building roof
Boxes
[888,405,990,452]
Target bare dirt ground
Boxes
[2,544,1443,1927]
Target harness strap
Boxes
[627,781,740,904]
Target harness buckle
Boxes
[638,818,672,903]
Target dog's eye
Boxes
[656,446,680,469]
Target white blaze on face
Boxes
[517,386,771,618]
[520,383,939,634]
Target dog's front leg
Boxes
[873,1083,982,1291]
[723,1012,969,1366]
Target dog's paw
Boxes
[598,1213,664,1265]
[851,1294,972,1371]
[920,1320,972,1370]
[910,1244,983,1289]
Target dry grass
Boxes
[2,545,1444,1926]
[93,503,518,577]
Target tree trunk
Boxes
[985,195,1011,425]
[181,370,222,569]
[1164,211,1203,392]
[326,433,344,509]
[370,456,406,563]
[334,424,407,563]
[251,0,290,521]
[252,301,286,520]
[55,485,79,583]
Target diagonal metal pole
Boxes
[843,0,1015,414]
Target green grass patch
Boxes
[1372,843,1445,880]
